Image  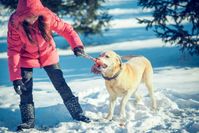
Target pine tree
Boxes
[59,0,111,35]
[0,0,111,36]
[137,0,199,56]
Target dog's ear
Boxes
[116,55,122,67]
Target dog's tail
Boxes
[121,55,142,61]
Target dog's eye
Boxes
[105,55,110,58]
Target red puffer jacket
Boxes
[7,0,84,81]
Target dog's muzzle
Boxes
[91,58,107,74]
[94,58,107,68]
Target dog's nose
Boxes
[94,58,104,66]
[94,58,108,68]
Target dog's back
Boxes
[121,55,142,61]
[126,56,152,72]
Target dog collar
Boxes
[102,68,122,81]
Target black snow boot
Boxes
[17,103,35,131]
[64,97,90,123]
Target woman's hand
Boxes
[73,46,85,56]
[13,79,27,95]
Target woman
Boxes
[7,0,90,131]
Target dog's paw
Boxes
[104,115,113,121]
[135,100,144,106]
[152,106,158,113]
[152,103,157,110]
[149,105,158,114]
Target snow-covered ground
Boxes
[0,0,199,133]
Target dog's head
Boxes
[92,51,122,75]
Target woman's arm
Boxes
[50,12,84,49]
[7,21,23,81]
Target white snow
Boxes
[0,0,199,133]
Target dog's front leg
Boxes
[120,94,131,121]
[105,96,116,120]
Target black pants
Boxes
[20,63,74,105]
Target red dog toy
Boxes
[78,52,105,74]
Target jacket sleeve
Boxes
[50,13,84,49]
[7,21,23,81]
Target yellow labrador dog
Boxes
[92,51,157,121]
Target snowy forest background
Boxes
[0,0,199,132]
